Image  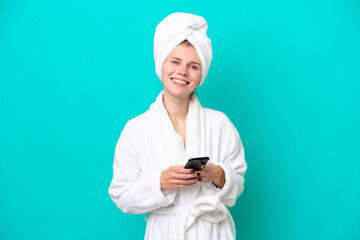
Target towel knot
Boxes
[177,195,229,239]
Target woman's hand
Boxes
[196,163,225,188]
[160,165,199,190]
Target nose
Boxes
[176,64,188,76]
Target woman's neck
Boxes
[162,92,190,124]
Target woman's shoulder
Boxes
[203,107,232,124]
[122,111,149,134]
[203,107,240,135]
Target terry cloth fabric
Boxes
[108,91,247,239]
[154,12,212,87]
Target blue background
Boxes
[1,0,359,239]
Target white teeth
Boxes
[172,79,188,85]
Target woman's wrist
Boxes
[212,165,225,188]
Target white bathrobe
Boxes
[109,91,247,240]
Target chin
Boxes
[164,88,192,99]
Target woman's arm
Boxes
[215,116,247,207]
[108,122,177,214]
[197,113,247,207]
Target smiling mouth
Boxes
[171,78,189,85]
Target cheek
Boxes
[194,72,202,84]
[161,64,166,76]
[161,65,174,83]
[162,64,173,77]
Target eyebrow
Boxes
[170,57,200,66]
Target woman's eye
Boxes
[171,61,179,64]
[191,65,198,70]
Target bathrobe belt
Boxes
[150,195,232,240]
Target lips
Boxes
[171,78,189,86]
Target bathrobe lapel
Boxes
[148,92,180,167]
[185,92,206,159]
[150,91,206,159]
[148,91,206,203]
[179,93,207,205]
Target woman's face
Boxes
[161,43,202,99]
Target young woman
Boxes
[109,12,247,240]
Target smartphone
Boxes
[184,157,209,171]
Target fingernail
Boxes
[197,173,201,176]
[201,165,205,170]
[198,178,202,181]
[191,170,195,173]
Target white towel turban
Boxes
[154,12,212,87]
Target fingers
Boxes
[163,177,198,190]
[171,165,195,174]
[162,164,215,190]
[170,178,198,185]
[165,165,199,180]
[194,163,222,183]
[202,162,214,171]
[161,169,197,190]
[193,168,210,182]
[169,171,198,180]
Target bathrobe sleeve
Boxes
[214,113,247,207]
[108,119,177,214]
